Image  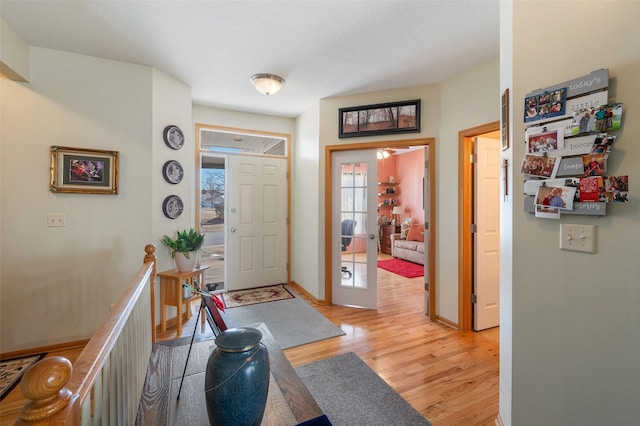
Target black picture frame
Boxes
[339,99,420,138]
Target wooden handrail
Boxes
[15,244,157,425]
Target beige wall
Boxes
[0,47,153,352]
[0,46,194,352]
[292,102,321,297]
[438,57,500,321]
[305,57,499,319]
[0,18,29,81]
[507,2,640,424]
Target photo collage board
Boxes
[520,69,629,219]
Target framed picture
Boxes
[50,146,119,194]
[501,89,509,151]
[339,99,420,138]
[524,87,566,123]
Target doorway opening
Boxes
[196,124,291,293]
[325,138,436,319]
[458,121,501,331]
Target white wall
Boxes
[499,1,514,425]
[509,2,640,424]
[0,17,29,81]
[0,47,153,352]
[438,57,500,321]
[292,102,321,297]
[192,105,294,136]
[152,69,194,274]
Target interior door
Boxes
[474,136,500,330]
[332,150,378,309]
[422,146,430,314]
[226,155,287,290]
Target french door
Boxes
[332,150,378,309]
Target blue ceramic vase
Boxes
[204,327,270,426]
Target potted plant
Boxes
[162,228,205,272]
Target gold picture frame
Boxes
[50,146,119,194]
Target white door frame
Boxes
[324,138,436,320]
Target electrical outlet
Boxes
[47,213,65,227]
[560,224,595,253]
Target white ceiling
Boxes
[0,0,499,118]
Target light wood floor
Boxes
[1,258,499,426]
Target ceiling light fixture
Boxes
[377,149,391,160]
[250,73,285,95]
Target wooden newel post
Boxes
[144,244,157,343]
[15,356,74,424]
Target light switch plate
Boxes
[560,224,595,253]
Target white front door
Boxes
[332,150,378,309]
[474,136,500,330]
[226,155,287,290]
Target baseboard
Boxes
[495,413,505,426]
[288,281,327,305]
[0,338,89,361]
[434,315,459,330]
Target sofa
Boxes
[390,222,424,265]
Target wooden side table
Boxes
[380,224,401,255]
[158,265,210,338]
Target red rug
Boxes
[377,258,424,278]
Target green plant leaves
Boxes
[161,227,205,255]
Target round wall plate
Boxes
[162,195,184,219]
[162,160,184,184]
[163,125,184,150]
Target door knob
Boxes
[230,227,236,233]
[369,233,376,239]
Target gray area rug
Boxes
[295,352,431,426]
[221,291,345,349]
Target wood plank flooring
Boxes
[284,267,499,426]
[1,256,499,426]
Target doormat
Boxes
[0,353,46,401]
[222,284,294,308]
[377,258,424,278]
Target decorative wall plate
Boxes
[162,160,184,184]
[162,195,184,219]
[163,125,184,150]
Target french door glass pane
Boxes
[199,155,226,292]
[340,162,368,289]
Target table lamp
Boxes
[391,206,404,224]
